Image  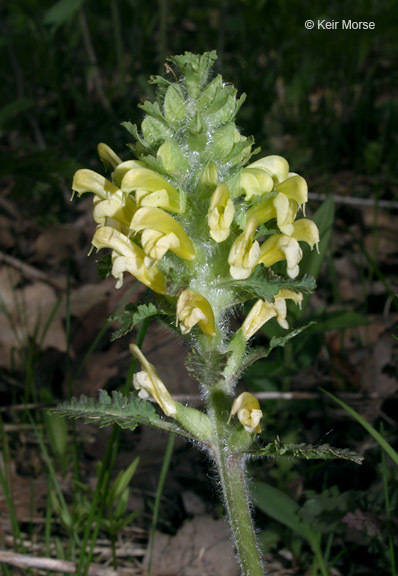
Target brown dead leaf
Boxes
[32,224,84,267]
[0,458,47,527]
[0,267,66,369]
[141,515,240,576]
[75,346,119,396]
[141,323,199,397]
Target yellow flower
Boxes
[243,162,308,235]
[258,235,303,279]
[92,226,166,293]
[121,167,183,213]
[276,174,308,212]
[72,169,137,228]
[246,193,297,236]
[92,194,136,228]
[130,344,176,417]
[228,217,260,280]
[290,219,320,251]
[207,183,235,242]
[240,167,274,200]
[130,207,196,263]
[259,219,319,278]
[229,392,263,434]
[176,289,216,337]
[241,289,303,339]
[72,169,119,200]
[112,160,144,187]
[247,155,290,186]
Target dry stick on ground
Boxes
[0,551,120,576]
[0,551,142,576]
[0,251,72,291]
[308,192,398,209]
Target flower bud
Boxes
[97,143,122,170]
[228,217,260,280]
[207,183,235,243]
[229,392,263,434]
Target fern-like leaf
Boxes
[53,390,194,441]
[110,302,162,341]
[247,438,362,464]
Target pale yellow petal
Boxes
[176,289,216,337]
[130,344,176,417]
[248,155,290,185]
[131,207,195,260]
[72,169,118,200]
[97,143,122,170]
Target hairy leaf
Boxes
[233,268,316,303]
[247,438,363,464]
[110,302,161,341]
[185,347,231,387]
[53,390,192,440]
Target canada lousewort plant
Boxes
[63,52,361,575]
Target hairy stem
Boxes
[209,389,264,576]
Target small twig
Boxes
[0,551,117,575]
[0,251,72,291]
[308,192,398,210]
[172,390,394,405]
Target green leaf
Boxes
[96,253,112,280]
[0,98,34,128]
[44,0,83,28]
[322,389,398,466]
[168,51,218,98]
[163,85,188,125]
[185,347,231,387]
[53,390,192,440]
[252,482,315,541]
[110,302,161,341]
[108,457,140,505]
[305,310,368,333]
[247,438,363,464]
[233,268,316,303]
[241,322,315,370]
[141,116,172,147]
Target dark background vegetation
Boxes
[1,1,397,575]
